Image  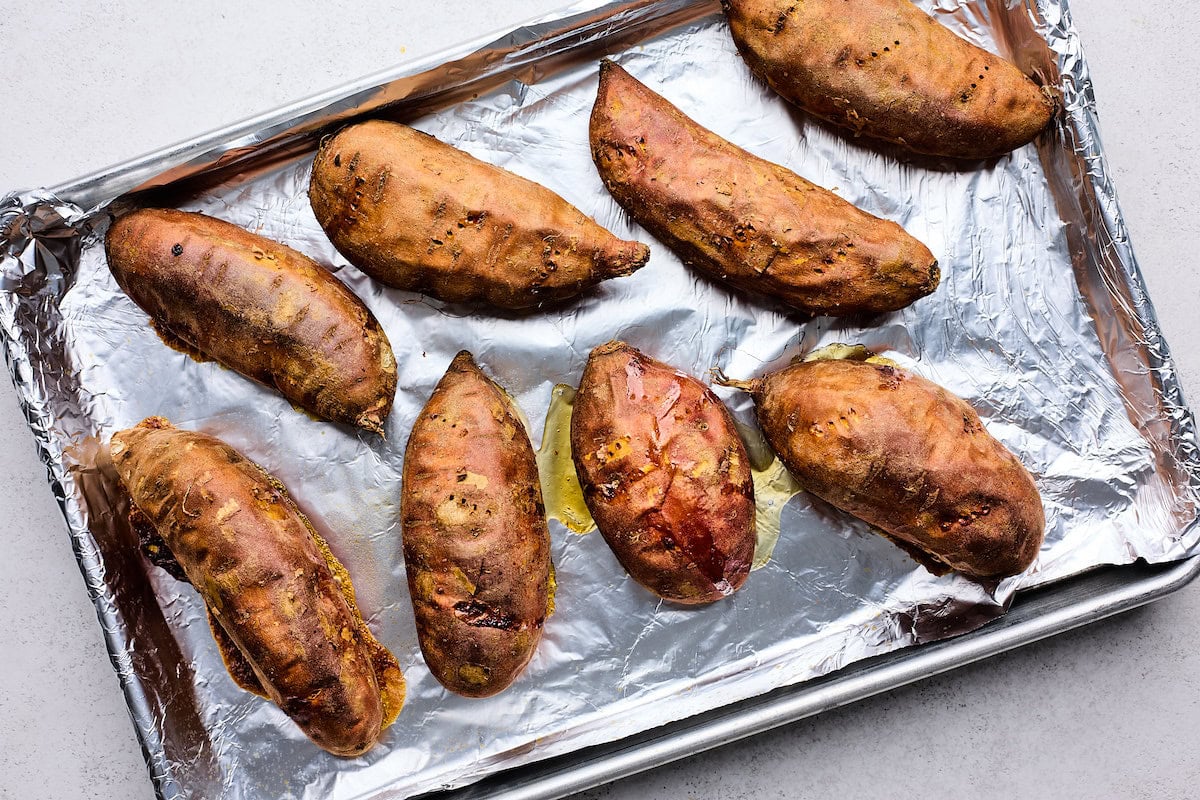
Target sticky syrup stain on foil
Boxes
[736,421,804,570]
[536,384,596,534]
[750,460,804,570]
[800,342,898,368]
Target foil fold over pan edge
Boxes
[2,0,1199,798]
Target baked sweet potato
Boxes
[105,209,397,434]
[723,0,1056,159]
[570,341,755,604]
[730,358,1044,579]
[590,60,939,316]
[110,417,405,757]
[309,120,651,311]
[400,352,551,697]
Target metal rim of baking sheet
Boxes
[1,0,1197,798]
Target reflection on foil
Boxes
[1,0,1199,798]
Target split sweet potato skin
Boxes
[308,120,651,311]
[104,209,397,434]
[570,341,756,604]
[723,0,1056,159]
[110,417,405,757]
[589,61,939,317]
[400,352,551,697]
[749,359,1044,579]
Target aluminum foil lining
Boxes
[2,1,1199,798]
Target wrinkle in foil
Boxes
[1,1,1199,798]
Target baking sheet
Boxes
[2,1,1199,798]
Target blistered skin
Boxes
[723,0,1056,159]
[309,120,651,311]
[104,209,397,433]
[110,418,405,757]
[751,360,1045,579]
[590,61,939,316]
[401,352,551,697]
[570,341,756,604]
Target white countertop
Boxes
[1,1,1196,798]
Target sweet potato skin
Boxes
[309,120,651,311]
[750,359,1044,578]
[401,352,551,697]
[571,341,755,604]
[104,209,397,433]
[723,0,1056,159]
[590,61,939,316]
[110,417,405,757]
